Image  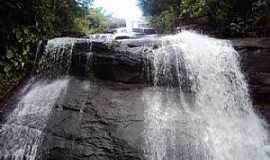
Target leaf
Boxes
[21,62,25,68]
[14,61,18,67]
[4,66,11,73]
[0,59,4,66]
[6,49,14,59]
[22,49,28,55]
[23,28,29,34]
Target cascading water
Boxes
[143,31,270,160]
[0,37,91,160]
[0,29,269,160]
[38,37,92,78]
[0,79,69,160]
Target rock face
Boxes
[35,78,146,160]
[89,38,270,105]
[1,36,269,159]
[42,36,270,107]
[231,38,270,105]
[91,41,150,84]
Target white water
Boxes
[39,38,92,77]
[143,31,270,160]
[0,79,69,160]
[0,30,269,160]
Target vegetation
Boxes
[139,0,270,36]
[1,0,269,99]
[86,8,110,33]
[105,40,121,49]
[0,0,109,99]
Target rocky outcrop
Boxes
[231,38,270,105]
[35,78,146,160]
[1,36,270,159]
[37,36,270,116]
[69,37,270,105]
[68,39,158,84]
[91,41,150,84]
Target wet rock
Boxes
[91,51,145,83]
[36,78,146,160]
[232,38,270,104]
[231,38,270,122]
[38,36,270,110]
[65,37,270,104]
[2,36,270,159]
[89,40,153,84]
[231,38,270,50]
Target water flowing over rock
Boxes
[231,38,270,104]
[0,31,269,160]
[143,31,269,160]
[0,79,69,159]
[37,38,93,78]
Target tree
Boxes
[0,0,95,97]
[138,0,270,36]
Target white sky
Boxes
[93,0,142,21]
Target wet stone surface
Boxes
[35,78,146,160]
[1,36,270,160]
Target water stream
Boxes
[0,79,69,160]
[0,31,269,160]
[0,38,80,160]
[143,31,270,160]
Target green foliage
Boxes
[86,8,110,33]
[180,0,208,17]
[139,0,180,16]
[0,0,94,98]
[0,0,111,98]
[204,0,269,36]
[148,8,177,33]
[139,0,270,36]
[105,41,121,49]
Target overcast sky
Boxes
[93,0,142,21]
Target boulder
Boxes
[69,37,270,105]
[37,36,270,115]
[1,36,270,159]
[36,78,146,160]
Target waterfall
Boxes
[0,30,269,160]
[38,37,92,78]
[0,79,69,160]
[143,31,270,160]
[0,37,91,160]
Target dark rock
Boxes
[89,40,153,84]
[36,78,146,160]
[37,36,270,118]
[231,38,270,105]
[73,41,92,53]
[231,38,270,50]
[65,37,270,102]
[91,51,145,83]
[47,36,270,105]
[70,53,90,77]
[90,37,270,120]
[1,36,270,159]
